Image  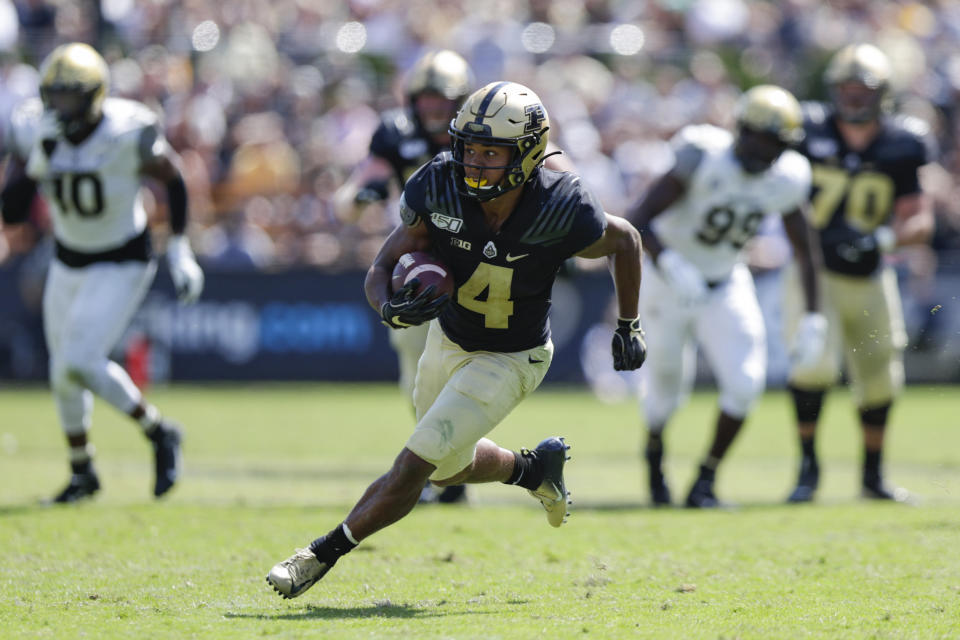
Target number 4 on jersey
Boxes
[458,262,515,329]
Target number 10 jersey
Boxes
[8,97,162,254]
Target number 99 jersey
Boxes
[797,103,934,277]
[652,124,811,283]
[7,97,163,253]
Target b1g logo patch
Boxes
[524,104,546,133]
[430,212,463,233]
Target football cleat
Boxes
[786,457,820,503]
[437,484,469,504]
[861,475,913,503]
[48,472,100,504]
[267,547,335,599]
[526,436,571,527]
[418,482,469,505]
[685,465,722,509]
[645,445,671,507]
[151,422,182,498]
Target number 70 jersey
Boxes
[7,97,160,253]
[652,124,811,282]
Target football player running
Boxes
[784,44,935,503]
[266,81,646,599]
[627,85,824,508]
[0,43,203,502]
[334,50,474,504]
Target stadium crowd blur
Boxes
[2,0,960,278]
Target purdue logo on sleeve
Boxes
[399,193,419,227]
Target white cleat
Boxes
[266,547,334,599]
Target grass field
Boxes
[1,383,959,639]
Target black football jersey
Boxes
[369,108,445,188]
[797,102,933,276]
[400,152,607,352]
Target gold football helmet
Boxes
[735,84,804,145]
[448,81,550,201]
[824,43,891,123]
[734,84,803,173]
[38,42,110,136]
[406,50,474,136]
[406,50,473,103]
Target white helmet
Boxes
[448,81,549,201]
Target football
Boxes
[391,251,455,299]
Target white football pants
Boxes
[43,258,157,435]
[408,320,553,481]
[638,260,766,429]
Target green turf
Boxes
[1,383,958,639]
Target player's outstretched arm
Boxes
[577,214,641,319]
[782,206,821,313]
[333,155,395,223]
[625,172,686,262]
[891,191,934,248]
[624,168,707,306]
[783,205,827,369]
[0,156,37,227]
[140,128,204,304]
[577,214,646,370]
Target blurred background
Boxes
[1,0,958,390]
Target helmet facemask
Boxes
[734,127,789,174]
[732,84,804,174]
[448,82,549,202]
[829,80,887,124]
[41,85,102,137]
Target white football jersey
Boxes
[653,124,811,282]
[8,97,160,252]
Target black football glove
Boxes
[354,179,390,205]
[612,317,647,371]
[381,278,450,329]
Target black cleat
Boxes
[151,422,183,498]
[786,456,820,503]
[48,472,100,504]
[527,436,571,527]
[437,484,468,504]
[645,445,671,506]
[862,475,912,503]
[649,475,672,507]
[685,465,721,509]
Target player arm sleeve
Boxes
[566,183,608,255]
[777,156,813,216]
[668,141,704,183]
[0,170,37,224]
[139,125,188,234]
[895,124,937,197]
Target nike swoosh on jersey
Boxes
[528,356,543,364]
[506,253,529,262]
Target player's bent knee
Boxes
[789,361,838,391]
[431,467,470,487]
[389,448,436,487]
[719,375,764,417]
